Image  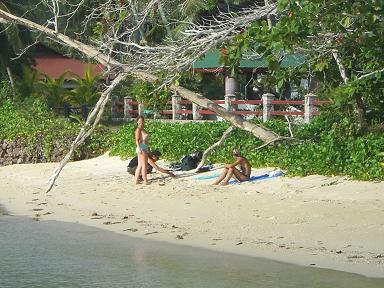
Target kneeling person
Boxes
[127,150,175,178]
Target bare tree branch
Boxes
[47,72,128,192]
[195,125,236,172]
[0,3,281,191]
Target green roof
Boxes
[192,50,305,70]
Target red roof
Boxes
[34,55,105,79]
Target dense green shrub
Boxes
[1,94,382,180]
[0,98,111,160]
[0,79,13,105]
[109,115,383,181]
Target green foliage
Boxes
[67,66,101,106]
[221,0,384,122]
[0,79,13,105]
[15,66,41,100]
[38,72,71,107]
[109,121,230,161]
[130,80,172,113]
[109,115,384,181]
[0,97,111,160]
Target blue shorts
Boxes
[136,143,149,154]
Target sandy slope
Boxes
[0,153,383,277]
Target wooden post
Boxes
[192,103,202,120]
[124,96,133,120]
[262,93,274,122]
[225,76,237,111]
[304,93,317,123]
[172,94,181,121]
[138,102,144,117]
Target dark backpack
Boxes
[180,155,196,171]
[180,151,203,171]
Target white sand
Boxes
[0,153,383,277]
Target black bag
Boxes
[180,155,195,171]
[180,150,203,171]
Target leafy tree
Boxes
[222,0,384,130]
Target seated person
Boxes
[212,149,251,186]
[127,150,176,178]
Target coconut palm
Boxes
[39,72,71,107]
[67,65,101,107]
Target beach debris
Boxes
[122,215,129,219]
[236,241,243,245]
[123,228,138,232]
[43,212,53,215]
[103,221,121,225]
[91,212,98,216]
[321,180,339,187]
[32,208,43,211]
[336,250,343,254]
[309,263,316,266]
[374,254,384,258]
[145,231,159,235]
[176,232,188,240]
[347,255,364,259]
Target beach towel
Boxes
[196,172,220,180]
[228,170,284,184]
[196,170,284,182]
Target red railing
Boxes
[114,98,330,120]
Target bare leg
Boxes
[134,162,142,184]
[141,151,149,185]
[221,167,235,185]
[212,168,229,185]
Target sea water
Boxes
[0,215,383,288]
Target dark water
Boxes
[0,216,383,288]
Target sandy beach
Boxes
[0,153,383,277]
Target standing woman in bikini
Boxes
[134,116,149,184]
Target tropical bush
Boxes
[109,113,384,181]
[0,97,111,159]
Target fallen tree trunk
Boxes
[0,9,281,192]
[0,9,279,143]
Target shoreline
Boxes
[1,154,383,278]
